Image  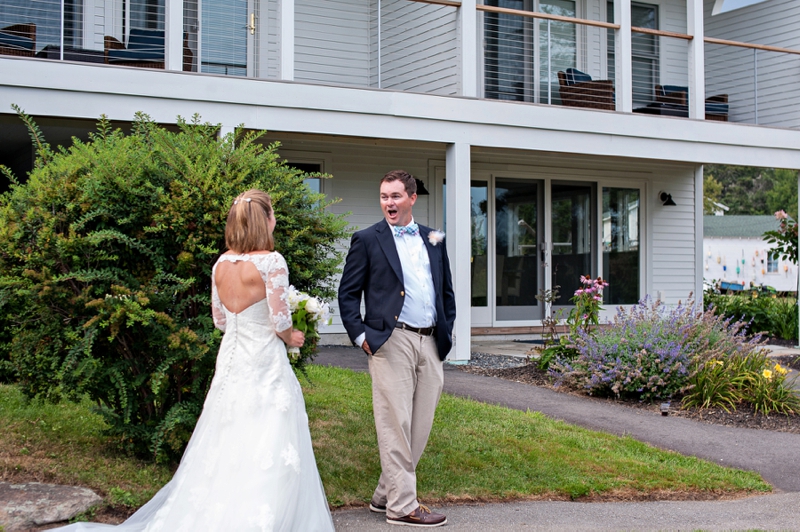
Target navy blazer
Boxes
[338,219,456,360]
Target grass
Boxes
[1,364,770,519]
[304,365,770,505]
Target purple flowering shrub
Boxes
[551,297,765,402]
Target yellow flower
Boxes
[774,364,788,376]
[762,369,773,380]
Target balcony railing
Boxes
[2,0,799,130]
[705,38,800,129]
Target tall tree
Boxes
[765,168,799,220]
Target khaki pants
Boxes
[368,328,444,518]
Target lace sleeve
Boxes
[263,253,293,333]
[211,263,227,332]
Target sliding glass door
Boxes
[455,173,640,326]
[551,182,595,308]
[495,179,544,321]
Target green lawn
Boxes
[0,364,770,516]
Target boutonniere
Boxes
[428,230,445,246]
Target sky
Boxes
[714,0,770,15]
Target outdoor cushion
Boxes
[0,30,34,50]
[107,28,164,62]
[705,101,729,115]
[565,68,593,85]
[127,28,164,51]
[107,48,163,62]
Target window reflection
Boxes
[602,187,640,304]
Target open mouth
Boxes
[386,208,398,220]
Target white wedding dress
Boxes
[57,252,335,532]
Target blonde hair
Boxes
[224,189,275,253]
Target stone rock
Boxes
[0,482,102,531]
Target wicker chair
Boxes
[104,30,194,71]
[655,85,729,121]
[0,23,36,57]
[557,69,615,111]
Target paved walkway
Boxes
[315,345,800,532]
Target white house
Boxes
[2,0,800,361]
[704,215,798,293]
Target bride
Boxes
[56,189,335,531]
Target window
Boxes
[287,162,323,195]
[607,2,659,107]
[0,0,84,50]
[767,252,779,274]
[484,0,576,103]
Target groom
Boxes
[338,170,456,528]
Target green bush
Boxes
[552,297,766,402]
[0,108,348,461]
[704,291,798,341]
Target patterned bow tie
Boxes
[393,223,419,237]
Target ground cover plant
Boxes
[0,366,770,524]
[0,107,349,462]
[545,295,799,415]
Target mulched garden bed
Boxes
[460,353,800,435]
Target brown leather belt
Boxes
[395,322,435,336]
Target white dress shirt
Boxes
[355,219,437,348]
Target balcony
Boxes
[1,0,798,130]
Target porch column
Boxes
[165,0,184,71]
[459,0,478,97]
[687,0,706,119]
[279,0,295,81]
[695,165,704,308]
[614,0,633,113]
[446,142,472,362]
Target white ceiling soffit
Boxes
[712,0,770,16]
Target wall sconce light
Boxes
[659,192,677,206]
[415,178,430,195]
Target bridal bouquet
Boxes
[286,286,332,363]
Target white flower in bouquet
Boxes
[305,297,321,314]
[285,286,332,362]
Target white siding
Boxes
[659,0,689,88]
[269,137,443,334]
[378,0,459,95]
[650,167,697,303]
[264,0,279,79]
[704,0,800,128]
[295,0,372,87]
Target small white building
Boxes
[704,215,798,292]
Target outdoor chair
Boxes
[655,84,729,121]
[104,28,165,69]
[557,68,615,111]
[0,23,36,57]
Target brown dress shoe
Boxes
[386,504,447,527]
